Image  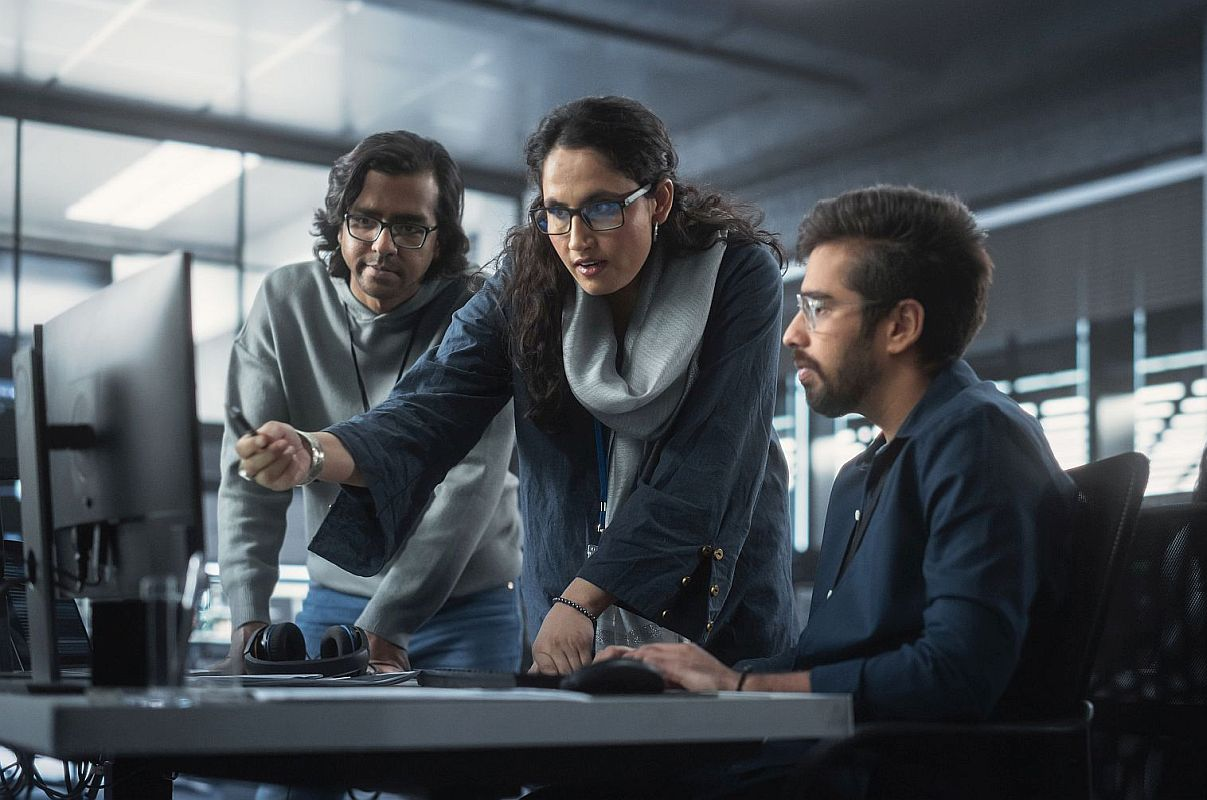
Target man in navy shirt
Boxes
[601,185,1074,725]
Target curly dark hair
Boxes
[313,130,470,281]
[797,185,994,371]
[501,96,784,428]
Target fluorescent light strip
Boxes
[975,156,1205,230]
[66,142,260,230]
[1136,350,1207,375]
[783,156,1205,286]
[208,1,363,107]
[1011,368,1084,394]
[56,0,155,82]
[246,8,351,82]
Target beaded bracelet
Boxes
[735,666,753,691]
[551,595,598,623]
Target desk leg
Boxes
[104,759,173,799]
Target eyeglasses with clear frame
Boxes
[344,213,438,249]
[795,294,886,331]
[532,184,652,235]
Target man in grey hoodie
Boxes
[218,130,522,674]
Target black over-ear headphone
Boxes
[243,622,370,677]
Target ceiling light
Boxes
[55,0,155,82]
[66,142,260,230]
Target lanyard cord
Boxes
[593,418,610,535]
[343,303,420,414]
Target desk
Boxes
[0,685,853,797]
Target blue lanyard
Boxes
[593,418,609,536]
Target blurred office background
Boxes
[0,0,1204,642]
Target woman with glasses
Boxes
[236,96,795,673]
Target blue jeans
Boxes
[293,580,523,671]
[256,581,523,800]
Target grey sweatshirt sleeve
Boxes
[216,335,295,630]
[354,402,519,649]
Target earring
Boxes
[653,222,660,242]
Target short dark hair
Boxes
[797,185,993,369]
[313,130,471,281]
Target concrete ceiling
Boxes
[2,0,1201,191]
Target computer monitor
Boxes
[12,251,204,687]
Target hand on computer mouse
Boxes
[594,645,636,662]
[559,658,666,695]
[618,642,741,692]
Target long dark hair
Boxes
[502,96,784,428]
[313,130,470,281]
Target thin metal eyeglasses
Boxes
[795,294,887,331]
[344,213,438,249]
[532,184,652,235]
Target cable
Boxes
[0,752,29,799]
[78,760,176,800]
[17,751,103,800]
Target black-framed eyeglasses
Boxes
[795,294,888,331]
[532,184,652,236]
[344,213,437,249]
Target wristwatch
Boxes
[295,430,326,486]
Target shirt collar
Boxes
[850,359,980,465]
[892,359,979,438]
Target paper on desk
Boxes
[249,685,595,702]
[190,671,420,687]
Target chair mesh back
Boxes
[1053,453,1149,708]
[1092,502,1207,704]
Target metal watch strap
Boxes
[295,430,325,486]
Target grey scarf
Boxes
[562,238,726,647]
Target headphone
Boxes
[243,622,370,678]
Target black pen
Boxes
[226,403,256,438]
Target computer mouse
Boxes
[559,658,666,695]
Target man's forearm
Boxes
[742,670,813,693]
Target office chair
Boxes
[783,451,1150,800]
[1090,458,1207,798]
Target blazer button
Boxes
[826,589,833,599]
[660,610,669,619]
[705,621,713,632]
[713,548,724,561]
[680,576,691,586]
[699,545,714,557]
[709,585,720,597]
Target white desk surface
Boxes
[0,685,853,759]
